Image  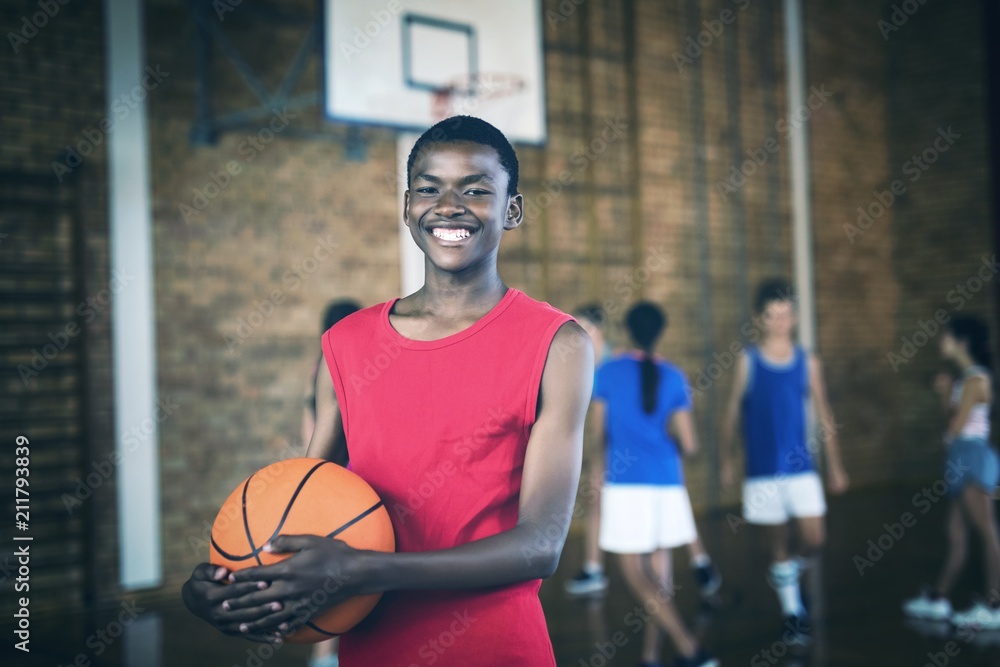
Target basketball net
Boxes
[430,72,527,124]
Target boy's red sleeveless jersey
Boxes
[321,288,571,667]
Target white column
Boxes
[105,0,161,589]
[783,0,816,351]
[398,133,424,296]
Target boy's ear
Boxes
[504,194,524,230]
[403,190,410,227]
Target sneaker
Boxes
[693,562,722,597]
[674,648,718,667]
[783,613,811,647]
[564,569,608,595]
[951,603,1000,630]
[903,591,952,621]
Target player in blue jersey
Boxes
[594,302,717,667]
[565,305,722,600]
[719,279,848,644]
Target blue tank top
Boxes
[741,346,814,478]
[594,355,691,486]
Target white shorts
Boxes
[742,472,826,525]
[599,484,698,553]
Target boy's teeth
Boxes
[432,228,471,241]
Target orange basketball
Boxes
[209,458,395,643]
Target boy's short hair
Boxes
[406,115,519,197]
[755,279,795,313]
[572,303,606,328]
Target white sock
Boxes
[768,560,804,616]
[583,561,602,575]
[691,553,711,568]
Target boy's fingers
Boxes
[190,563,229,582]
[265,534,321,553]
[218,602,286,624]
[229,562,287,584]
[206,580,268,603]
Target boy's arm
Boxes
[220,322,594,641]
[719,352,748,486]
[669,410,698,457]
[945,375,988,443]
[808,354,848,494]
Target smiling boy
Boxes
[182,116,593,666]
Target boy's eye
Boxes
[465,189,491,196]
[415,187,437,194]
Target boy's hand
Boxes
[224,535,366,638]
[827,464,849,495]
[182,564,282,644]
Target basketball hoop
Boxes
[430,72,527,123]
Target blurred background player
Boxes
[720,279,848,645]
[903,316,1000,629]
[593,301,718,667]
[302,299,361,468]
[564,304,722,600]
[564,304,613,595]
[301,299,360,667]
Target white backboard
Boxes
[324,0,547,144]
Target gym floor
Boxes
[5,486,999,666]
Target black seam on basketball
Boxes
[304,621,341,637]
[213,462,334,562]
[242,472,263,566]
[210,536,261,562]
[326,500,384,538]
[264,460,333,546]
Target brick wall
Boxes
[3,0,993,598]
[882,0,995,479]
[0,0,117,601]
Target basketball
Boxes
[209,458,396,643]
